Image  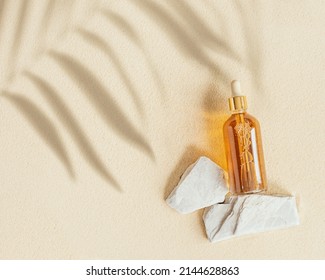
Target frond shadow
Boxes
[0,91,75,178]
[39,0,56,39]
[75,27,144,116]
[235,1,263,90]
[23,72,121,190]
[0,0,7,39]
[100,9,166,100]
[132,0,263,88]
[1,0,263,193]
[201,0,228,32]
[47,50,155,160]
[35,0,56,53]
[165,0,241,62]
[99,10,142,46]
[7,0,29,81]
[133,0,230,80]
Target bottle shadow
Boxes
[164,83,230,238]
[266,180,292,196]
[202,83,229,170]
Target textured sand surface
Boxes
[0,0,324,259]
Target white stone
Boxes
[203,194,300,242]
[166,156,228,214]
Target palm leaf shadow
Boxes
[23,72,121,190]
[7,0,29,81]
[235,1,262,90]
[0,92,75,178]
[76,27,144,116]
[39,0,56,38]
[133,0,230,80]
[100,10,166,99]
[201,0,228,32]
[35,0,56,54]
[0,0,7,39]
[47,50,154,159]
[99,10,142,46]
[165,0,241,62]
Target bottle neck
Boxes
[228,96,247,113]
[231,109,247,115]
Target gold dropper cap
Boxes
[228,80,247,113]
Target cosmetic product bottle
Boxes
[223,80,267,194]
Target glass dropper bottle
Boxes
[223,80,267,194]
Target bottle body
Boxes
[223,112,267,194]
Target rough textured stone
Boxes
[166,157,228,214]
[203,194,300,242]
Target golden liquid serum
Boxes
[223,80,267,194]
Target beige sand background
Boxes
[0,0,324,259]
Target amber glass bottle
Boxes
[223,81,267,194]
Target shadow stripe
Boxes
[1,92,75,178]
[24,72,121,190]
[48,50,154,160]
